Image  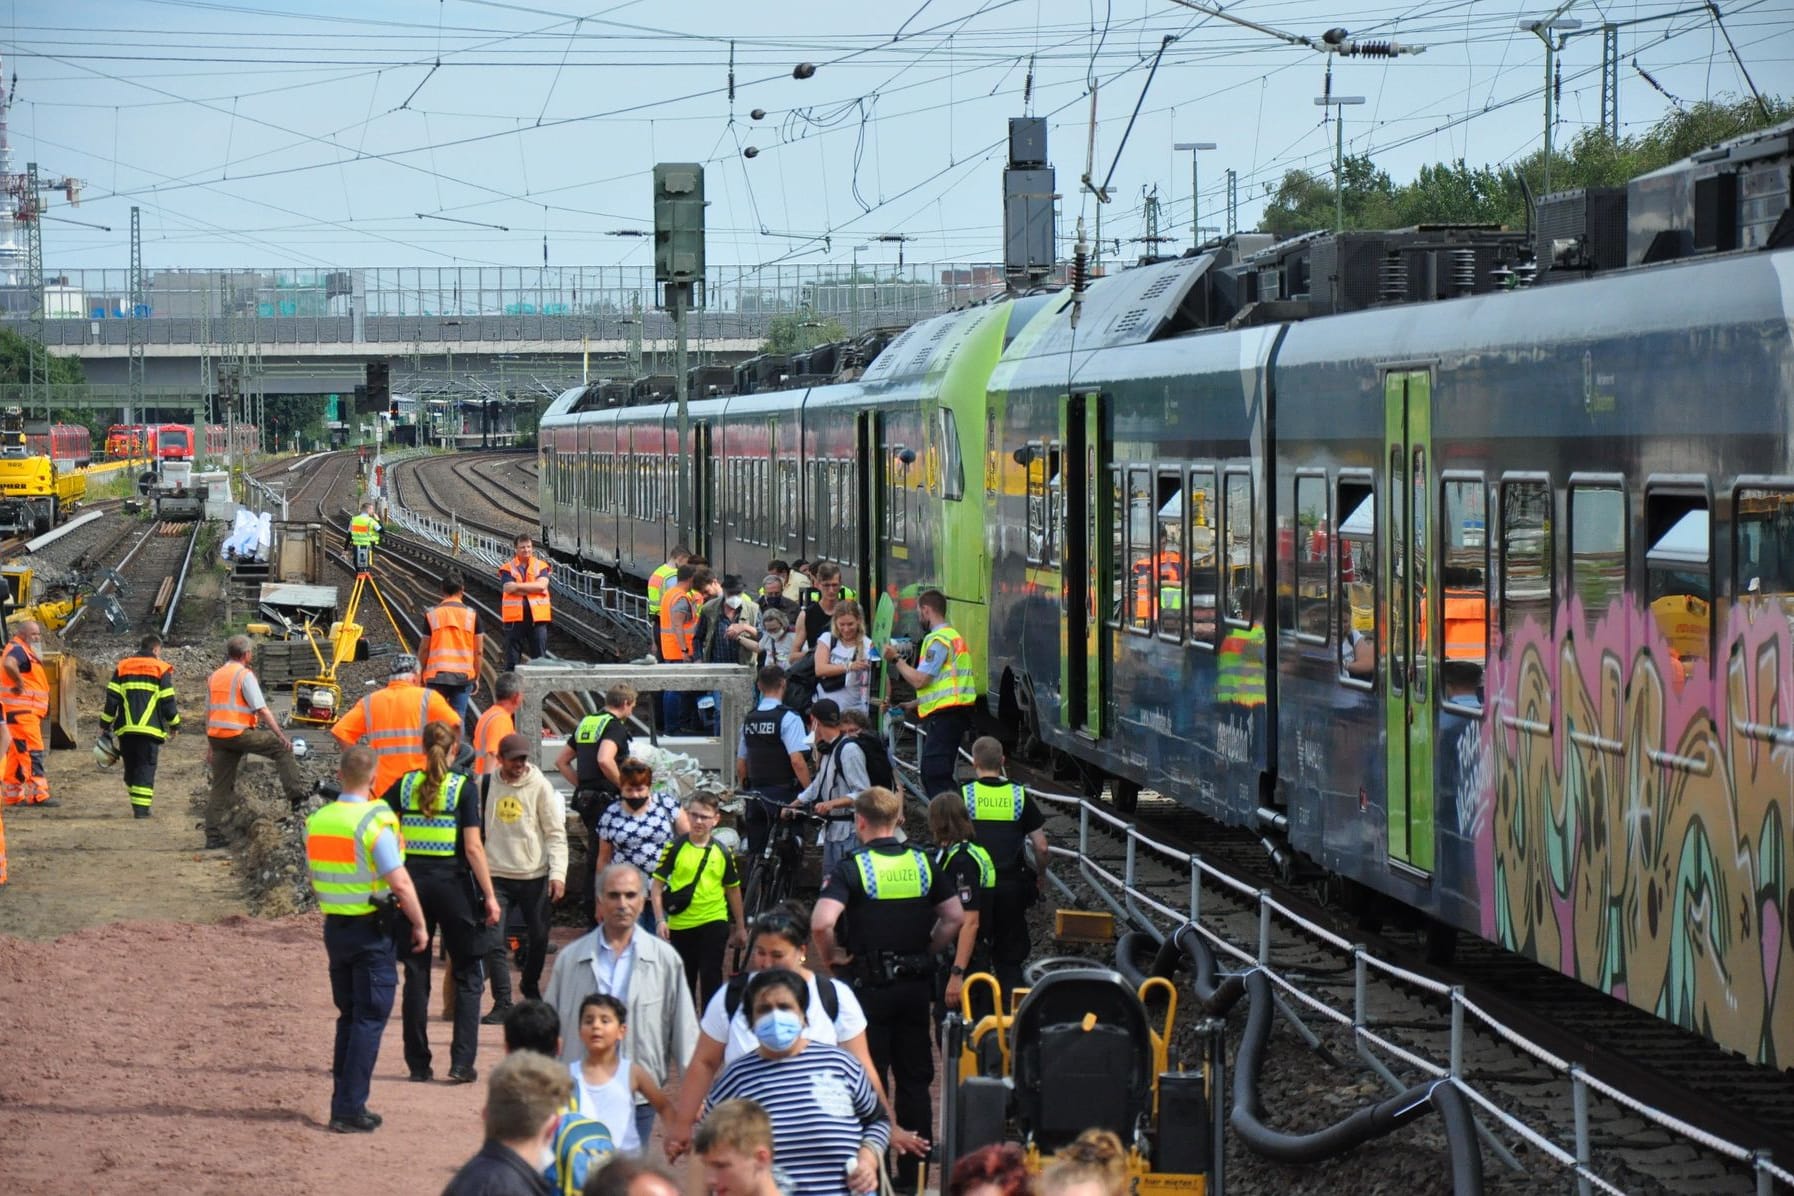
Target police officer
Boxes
[381,720,501,1085]
[734,665,811,858]
[305,744,428,1133]
[925,791,994,1025]
[499,532,553,670]
[420,569,483,729]
[100,632,180,818]
[885,588,976,798]
[812,786,963,1195]
[329,653,461,799]
[960,737,1048,1000]
[348,500,382,572]
[554,683,637,918]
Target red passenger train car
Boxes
[104,424,146,459]
[24,424,91,466]
[205,423,258,458]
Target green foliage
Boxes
[762,311,847,355]
[1260,95,1792,239]
[0,329,84,387]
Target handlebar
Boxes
[738,790,826,822]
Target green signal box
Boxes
[653,162,707,309]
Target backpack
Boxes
[549,1110,616,1196]
[846,732,895,792]
[782,652,818,718]
[723,970,841,1023]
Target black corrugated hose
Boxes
[1115,925,1483,1195]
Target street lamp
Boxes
[1521,14,1585,194]
[1313,91,1365,231]
[1173,142,1217,247]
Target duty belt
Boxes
[854,949,938,987]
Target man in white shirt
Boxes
[544,861,699,1149]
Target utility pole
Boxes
[1523,8,1584,194]
[653,163,706,549]
[128,206,143,427]
[1132,186,1175,259]
[1600,23,1620,139]
[1314,64,1365,232]
[1226,168,1238,235]
[1173,141,1216,246]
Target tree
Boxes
[0,328,84,387]
[762,311,846,355]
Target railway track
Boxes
[1016,769,1794,1194]
[392,452,536,542]
[62,520,202,643]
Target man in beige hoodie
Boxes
[480,733,568,1023]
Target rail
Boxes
[884,725,1793,1196]
[161,523,201,638]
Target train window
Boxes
[1223,471,1255,626]
[809,460,824,549]
[1569,485,1625,635]
[1025,442,1047,563]
[1186,467,1218,648]
[1337,479,1375,685]
[1108,468,1125,628]
[1736,489,1794,635]
[1156,471,1184,642]
[1046,442,1064,568]
[1294,474,1329,643]
[779,458,797,549]
[1500,479,1555,641]
[941,409,965,502]
[1125,467,1153,633]
[1646,490,1712,673]
[1440,478,1488,676]
[891,450,910,546]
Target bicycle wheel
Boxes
[732,862,778,972]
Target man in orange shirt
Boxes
[0,619,53,807]
[471,672,524,778]
[330,654,461,799]
[206,634,308,849]
[420,569,484,732]
[500,534,553,670]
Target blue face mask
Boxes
[753,1009,805,1051]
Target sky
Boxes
[9,0,1793,274]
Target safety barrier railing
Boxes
[885,725,1791,1196]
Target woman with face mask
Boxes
[594,759,690,934]
[661,903,928,1163]
[699,969,890,1196]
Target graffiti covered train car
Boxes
[540,123,1794,1066]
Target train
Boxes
[540,122,1794,1068]
[101,423,257,462]
[19,424,91,467]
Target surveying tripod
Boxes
[290,551,414,726]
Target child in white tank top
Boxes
[571,993,672,1155]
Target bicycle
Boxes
[730,791,824,972]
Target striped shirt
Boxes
[703,1043,890,1196]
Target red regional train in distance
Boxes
[24,424,91,466]
[102,423,257,461]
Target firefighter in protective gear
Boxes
[0,721,11,885]
[812,786,963,1193]
[331,653,461,800]
[499,533,553,670]
[1,619,53,807]
[348,500,382,572]
[101,632,180,818]
[420,568,483,729]
[885,588,976,800]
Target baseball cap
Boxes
[810,698,843,727]
[497,733,532,762]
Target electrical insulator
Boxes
[1070,217,1090,330]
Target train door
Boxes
[1062,393,1105,736]
[858,411,883,617]
[1383,369,1435,874]
[691,422,714,561]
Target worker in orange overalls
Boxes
[420,568,483,733]
[471,672,524,778]
[330,653,460,800]
[499,533,552,670]
[1,619,53,807]
[0,720,12,884]
[657,562,698,733]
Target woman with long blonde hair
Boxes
[1038,1129,1128,1196]
[381,719,500,1083]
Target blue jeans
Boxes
[428,682,472,732]
[633,1102,656,1153]
[324,914,397,1121]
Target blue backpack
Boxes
[547,1110,616,1196]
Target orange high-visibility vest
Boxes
[471,704,515,777]
[500,556,552,624]
[423,597,480,681]
[658,581,693,662]
[1443,591,1487,663]
[1,637,49,750]
[206,660,258,737]
[332,681,459,797]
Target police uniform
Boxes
[382,767,486,1081]
[736,697,807,857]
[569,710,631,919]
[820,839,955,1192]
[101,651,180,816]
[305,791,406,1130]
[349,508,382,571]
[931,837,995,1024]
[960,776,1046,997]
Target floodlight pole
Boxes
[1174,141,1218,246]
[1523,10,1584,194]
[1313,81,1365,232]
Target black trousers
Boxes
[670,918,731,1007]
[119,733,160,810]
[988,877,1037,999]
[503,622,548,670]
[919,707,974,800]
[401,865,487,1074]
[483,875,550,1004]
[856,977,935,1191]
